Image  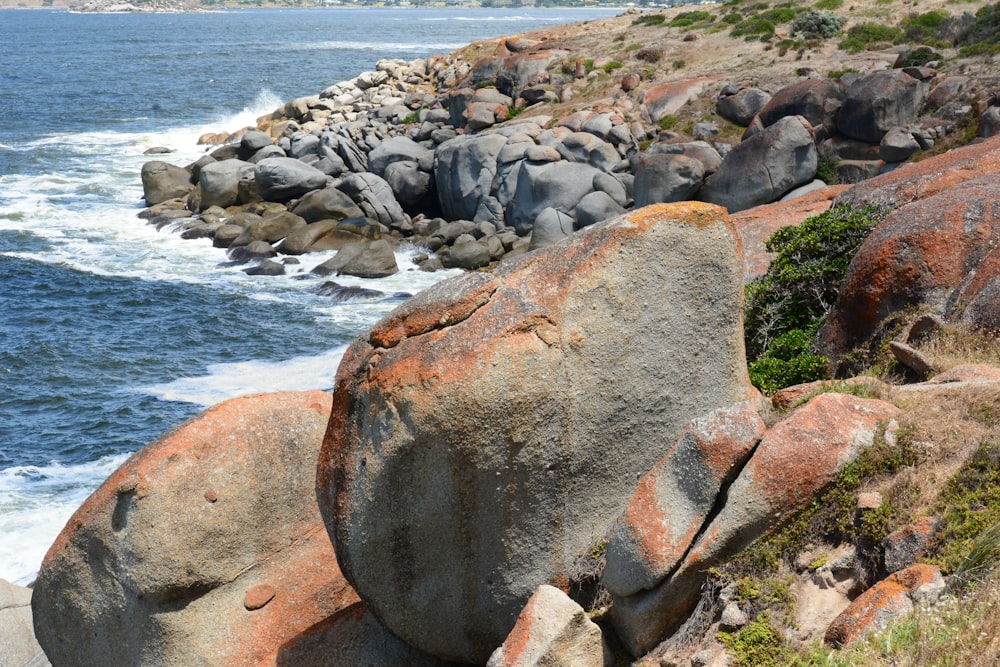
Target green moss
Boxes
[602,60,624,73]
[658,114,679,131]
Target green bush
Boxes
[718,613,793,667]
[813,0,843,9]
[791,10,847,39]
[731,17,777,40]
[631,13,666,27]
[744,205,886,393]
[669,10,712,27]
[759,7,799,23]
[957,2,1000,56]
[838,22,903,53]
[602,60,624,73]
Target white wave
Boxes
[0,453,131,585]
[138,347,346,407]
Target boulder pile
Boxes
[138,34,1000,279]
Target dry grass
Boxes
[916,326,1000,372]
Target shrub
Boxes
[813,0,843,9]
[631,13,666,27]
[791,10,847,39]
[718,613,793,666]
[759,7,799,23]
[658,114,679,130]
[602,60,623,73]
[669,10,712,27]
[839,22,903,53]
[957,2,1000,56]
[744,205,887,392]
[731,17,777,41]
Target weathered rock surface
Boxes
[254,157,330,202]
[820,170,1000,358]
[632,153,705,208]
[32,392,353,667]
[197,159,255,210]
[140,160,192,206]
[0,579,49,667]
[486,585,606,667]
[602,402,766,597]
[756,78,841,131]
[699,115,817,213]
[310,238,399,279]
[609,393,900,656]
[824,564,944,647]
[838,70,930,144]
[318,202,756,663]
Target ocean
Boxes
[0,5,619,585]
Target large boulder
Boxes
[317,202,757,663]
[699,115,818,213]
[838,70,930,144]
[140,160,192,206]
[254,157,329,202]
[716,85,772,127]
[819,171,1000,359]
[506,161,607,235]
[290,185,365,223]
[310,238,398,279]
[632,153,705,208]
[642,77,716,124]
[609,393,900,656]
[32,392,354,667]
[435,134,509,221]
[197,159,255,210]
[756,78,842,131]
[337,172,407,230]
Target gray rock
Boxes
[247,145,286,164]
[311,238,398,279]
[289,133,321,159]
[441,234,492,270]
[253,157,329,202]
[141,161,193,206]
[528,207,575,250]
[337,172,407,230]
[237,130,274,161]
[699,115,817,213]
[889,341,936,377]
[230,211,307,247]
[318,203,756,663]
[980,106,1000,139]
[383,161,434,208]
[0,579,50,667]
[647,141,723,175]
[575,191,626,228]
[633,154,706,208]
[507,161,606,235]
[435,134,509,221]
[716,86,772,127]
[756,78,841,130]
[880,128,921,162]
[486,585,606,667]
[290,186,365,223]
[838,70,930,143]
[197,159,255,211]
[243,259,285,276]
[368,136,434,177]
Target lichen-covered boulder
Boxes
[609,393,900,656]
[32,392,353,667]
[318,203,757,663]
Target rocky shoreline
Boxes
[13,6,1000,666]
[137,12,1000,287]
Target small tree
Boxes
[744,205,887,393]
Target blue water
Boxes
[0,6,620,584]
